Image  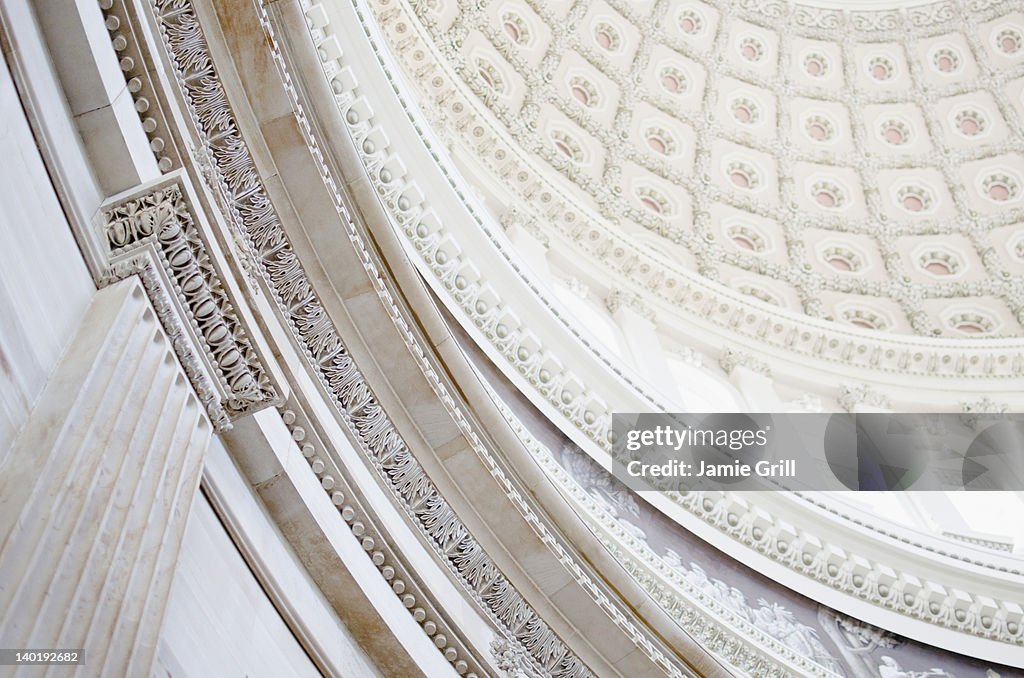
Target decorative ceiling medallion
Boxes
[946,308,1000,335]
[804,113,837,142]
[810,179,847,209]
[841,307,891,331]
[501,12,530,47]
[725,159,762,191]
[738,35,766,63]
[474,57,505,94]
[726,222,769,253]
[916,246,964,277]
[551,129,585,163]
[879,117,912,146]
[730,96,761,125]
[677,9,704,36]
[930,46,963,74]
[593,20,623,52]
[867,55,897,81]
[820,242,866,273]
[568,75,599,107]
[953,109,989,138]
[894,184,937,214]
[980,169,1023,203]
[801,50,830,78]
[636,184,673,215]
[735,280,781,305]
[993,25,1023,55]
[659,64,690,94]
[644,125,678,156]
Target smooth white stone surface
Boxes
[0,52,93,449]
[155,485,323,678]
[197,435,384,677]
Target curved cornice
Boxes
[137,0,742,675]
[284,0,1024,667]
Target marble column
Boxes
[0,279,210,676]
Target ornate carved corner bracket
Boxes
[98,172,281,430]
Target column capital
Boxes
[838,382,892,412]
[960,396,1008,431]
[718,347,772,377]
[604,289,656,323]
[100,172,283,429]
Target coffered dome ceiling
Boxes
[379,0,1024,338]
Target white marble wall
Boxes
[0,52,94,449]
[155,487,323,678]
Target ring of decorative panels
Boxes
[404,0,1024,337]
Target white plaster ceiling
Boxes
[383,0,1024,338]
